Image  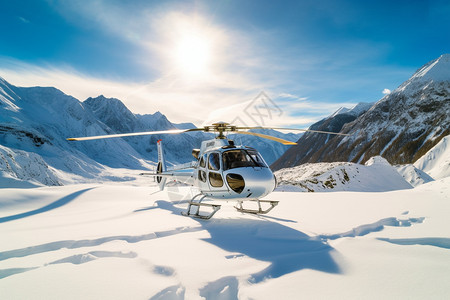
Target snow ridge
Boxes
[413,135,450,179]
[275,156,412,192]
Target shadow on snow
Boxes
[0,188,94,223]
[154,200,342,283]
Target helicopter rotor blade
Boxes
[235,126,350,136]
[67,129,200,141]
[234,131,297,145]
[66,122,350,142]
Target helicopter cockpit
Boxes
[222,149,268,170]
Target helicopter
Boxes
[68,122,348,219]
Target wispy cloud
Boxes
[18,16,30,24]
[278,93,308,101]
[0,57,335,128]
[0,58,257,125]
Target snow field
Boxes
[1,176,449,299]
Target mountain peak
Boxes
[396,54,450,93]
[329,107,350,118]
[411,53,450,82]
[328,102,373,119]
[439,53,450,60]
[84,95,129,112]
[86,95,118,103]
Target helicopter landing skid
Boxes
[234,199,279,215]
[181,194,221,220]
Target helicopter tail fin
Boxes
[156,139,167,190]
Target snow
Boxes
[398,53,450,92]
[329,102,374,119]
[0,144,61,187]
[395,164,434,187]
[414,135,450,180]
[411,53,450,82]
[1,62,449,299]
[0,167,449,299]
[275,156,412,192]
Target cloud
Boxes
[0,57,334,129]
[278,93,308,101]
[0,58,258,125]
[18,16,30,24]
[382,88,391,95]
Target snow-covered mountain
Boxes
[276,127,449,191]
[273,54,450,170]
[328,102,374,119]
[0,77,297,186]
[413,135,450,180]
[0,144,61,188]
[84,95,209,164]
[0,77,153,185]
[396,134,450,186]
[83,95,297,166]
[271,102,373,170]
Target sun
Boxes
[172,30,212,77]
[158,13,223,80]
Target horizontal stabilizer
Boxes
[140,171,194,178]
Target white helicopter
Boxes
[68,122,348,219]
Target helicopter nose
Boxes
[228,168,275,199]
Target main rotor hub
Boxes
[206,122,237,139]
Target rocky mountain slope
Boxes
[271,102,372,170]
[272,54,450,170]
[275,133,450,192]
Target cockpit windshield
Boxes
[222,149,268,170]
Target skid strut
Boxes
[181,194,221,220]
[234,199,279,214]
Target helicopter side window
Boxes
[198,170,207,182]
[199,154,206,168]
[209,172,223,187]
[208,152,221,171]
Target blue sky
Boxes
[1,0,449,127]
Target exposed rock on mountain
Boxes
[272,54,450,170]
[271,102,373,170]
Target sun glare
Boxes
[173,32,211,76]
[158,13,224,80]
[167,23,211,77]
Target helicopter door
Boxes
[207,152,225,193]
